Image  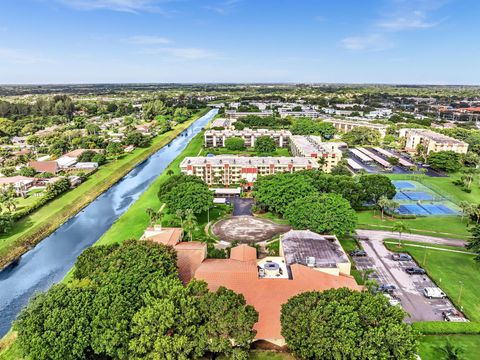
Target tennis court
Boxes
[392,180,459,216]
[392,180,416,190]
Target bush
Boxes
[225,136,246,151]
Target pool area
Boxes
[391,180,459,216]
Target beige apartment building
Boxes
[180,156,319,186]
[289,135,344,172]
[323,118,388,138]
[224,110,274,119]
[204,129,291,148]
[399,128,469,155]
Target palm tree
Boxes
[239,178,248,191]
[183,209,197,241]
[459,201,472,223]
[392,221,410,248]
[377,196,390,221]
[176,209,184,228]
[387,199,400,219]
[166,169,174,176]
[438,339,464,360]
[4,197,18,213]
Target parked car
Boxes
[383,293,401,306]
[423,287,446,299]
[378,284,396,293]
[349,249,367,257]
[405,267,426,275]
[442,310,469,322]
[392,253,412,261]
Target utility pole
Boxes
[458,281,464,305]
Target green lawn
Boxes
[248,351,294,360]
[418,335,480,360]
[385,241,480,322]
[357,210,471,240]
[0,109,209,268]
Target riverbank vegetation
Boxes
[0,108,209,269]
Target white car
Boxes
[383,293,401,306]
[423,287,446,299]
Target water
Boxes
[0,109,217,337]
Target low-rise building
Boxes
[289,135,344,172]
[225,110,273,119]
[210,117,236,129]
[0,176,36,196]
[323,118,388,137]
[204,129,291,148]
[278,109,321,119]
[399,128,469,154]
[143,228,360,345]
[180,156,319,186]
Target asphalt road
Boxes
[356,229,466,247]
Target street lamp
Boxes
[458,281,464,305]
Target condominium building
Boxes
[210,117,235,129]
[323,118,388,137]
[180,156,320,186]
[289,135,344,172]
[278,109,321,119]
[225,110,273,119]
[399,128,469,155]
[204,129,291,148]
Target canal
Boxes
[0,109,217,337]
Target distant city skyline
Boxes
[0,0,479,84]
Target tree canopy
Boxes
[342,127,381,146]
[427,151,463,173]
[281,289,418,360]
[290,118,336,139]
[284,193,357,235]
[161,180,213,214]
[15,240,258,360]
[225,136,246,151]
[254,135,276,153]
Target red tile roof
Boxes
[194,247,361,342]
[28,161,59,174]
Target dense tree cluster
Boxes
[225,136,246,151]
[281,289,418,360]
[234,115,291,130]
[254,135,276,153]
[0,95,75,120]
[158,174,213,214]
[255,171,396,211]
[427,151,464,173]
[290,118,336,139]
[341,126,382,146]
[284,194,357,235]
[15,240,258,360]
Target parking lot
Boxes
[354,238,460,322]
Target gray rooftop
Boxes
[281,230,349,268]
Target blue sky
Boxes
[0,0,479,84]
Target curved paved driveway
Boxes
[356,229,466,247]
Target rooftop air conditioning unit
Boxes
[306,257,316,267]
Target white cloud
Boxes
[126,35,171,44]
[377,11,438,30]
[341,34,393,52]
[205,0,241,15]
[57,0,164,13]
[141,47,217,60]
[0,47,49,64]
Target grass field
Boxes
[0,109,209,269]
[248,351,294,359]
[357,210,471,240]
[418,335,480,360]
[385,241,480,322]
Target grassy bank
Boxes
[418,335,480,360]
[0,109,209,269]
[357,210,470,240]
[95,128,208,246]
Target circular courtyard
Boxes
[212,215,291,243]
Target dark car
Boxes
[349,249,367,257]
[405,267,426,275]
[378,284,396,293]
[392,253,412,261]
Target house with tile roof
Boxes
[142,227,361,346]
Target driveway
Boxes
[353,237,462,322]
[232,198,254,216]
[356,229,466,247]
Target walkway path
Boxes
[356,229,466,247]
